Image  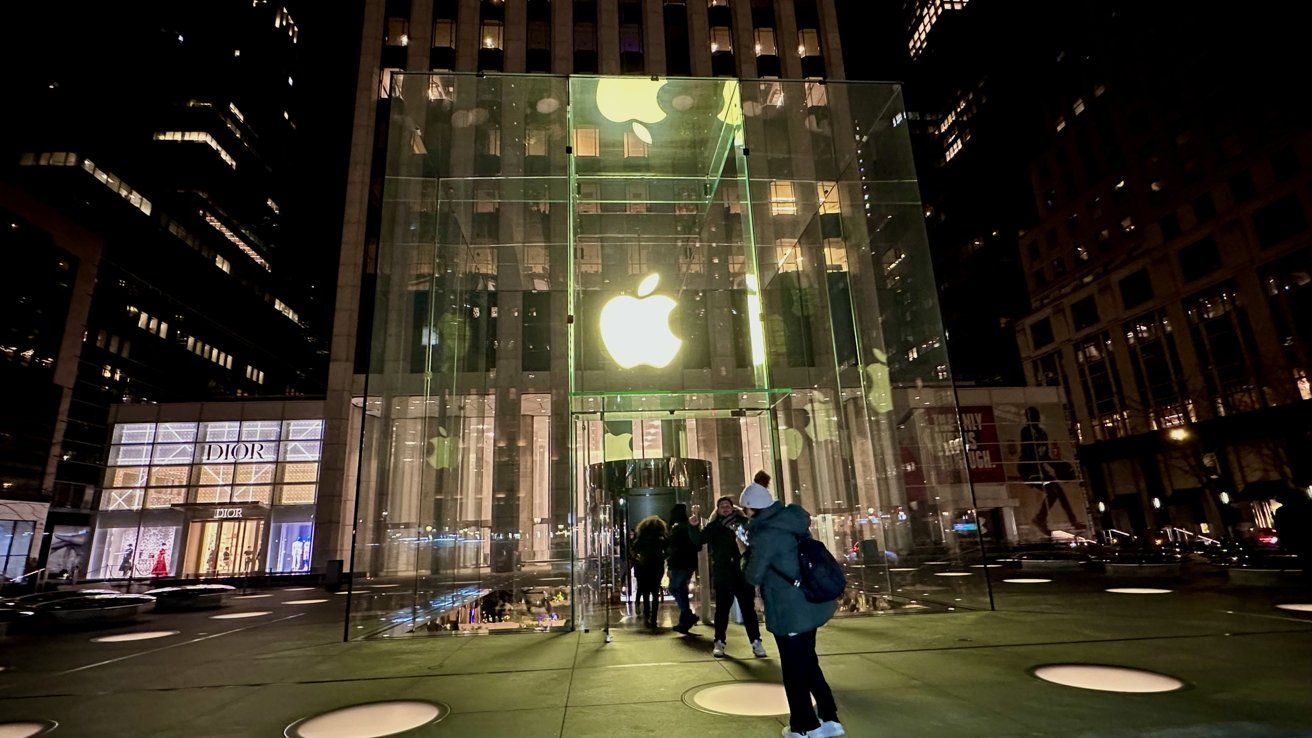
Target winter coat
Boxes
[742,501,837,636]
[691,513,747,590]
[666,521,702,572]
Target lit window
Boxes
[623,129,648,158]
[1120,216,1135,233]
[482,20,503,49]
[775,239,801,272]
[817,181,840,214]
[475,186,498,214]
[798,29,820,57]
[710,26,732,53]
[385,18,408,46]
[769,181,797,216]
[153,131,237,169]
[379,68,403,99]
[823,238,849,271]
[1094,83,1106,97]
[754,28,777,56]
[572,127,599,157]
[805,80,827,108]
[1073,97,1086,115]
[626,183,649,214]
[1055,116,1066,132]
[481,126,501,156]
[525,128,549,156]
[433,19,455,48]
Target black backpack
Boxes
[790,535,847,603]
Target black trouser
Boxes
[773,629,838,734]
[635,567,663,625]
[713,577,761,643]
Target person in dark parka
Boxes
[692,495,766,658]
[741,484,844,738]
[666,503,702,633]
[630,515,669,629]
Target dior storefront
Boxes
[88,400,323,581]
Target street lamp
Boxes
[1167,427,1191,442]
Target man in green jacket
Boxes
[740,484,844,738]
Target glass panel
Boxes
[352,75,978,640]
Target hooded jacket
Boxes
[742,501,837,636]
[691,510,748,589]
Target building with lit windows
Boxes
[316,0,1001,638]
[1011,6,1312,539]
[0,2,325,576]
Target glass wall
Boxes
[351,74,984,639]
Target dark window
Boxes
[1030,317,1055,348]
[1252,194,1308,248]
[1262,253,1312,381]
[1032,352,1063,386]
[1070,295,1099,331]
[1229,170,1255,203]
[1178,236,1222,282]
[522,291,551,371]
[1270,146,1302,181]
[1066,213,1080,235]
[1124,311,1189,426]
[1159,213,1181,241]
[1051,257,1067,277]
[1119,269,1154,309]
[1074,332,1127,438]
[1032,267,1048,288]
[1185,283,1265,413]
[1027,240,1039,261]
[1192,192,1216,223]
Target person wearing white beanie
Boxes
[738,469,844,738]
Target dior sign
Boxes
[203,442,274,463]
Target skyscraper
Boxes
[0,2,325,569]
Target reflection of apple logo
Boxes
[599,274,682,369]
[426,427,459,470]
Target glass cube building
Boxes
[345,74,981,637]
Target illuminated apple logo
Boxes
[426,426,459,470]
[596,77,668,145]
[599,274,681,369]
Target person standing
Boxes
[630,515,669,629]
[666,503,703,634]
[740,482,844,738]
[693,495,767,658]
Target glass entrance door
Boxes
[572,409,776,634]
[184,519,265,578]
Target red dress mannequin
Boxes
[151,548,169,577]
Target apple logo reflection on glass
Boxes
[600,273,682,369]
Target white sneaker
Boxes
[712,640,726,658]
[780,727,823,738]
[815,721,845,737]
[751,638,767,658]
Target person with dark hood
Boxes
[630,515,669,629]
[665,502,703,633]
[740,483,844,738]
[692,493,766,658]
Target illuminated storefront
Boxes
[341,75,980,638]
[90,401,322,581]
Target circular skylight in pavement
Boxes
[1033,664,1184,693]
[1106,588,1172,595]
[284,599,329,605]
[91,630,180,643]
[211,611,272,620]
[684,682,812,717]
[232,594,272,599]
[1002,578,1052,584]
[934,572,972,577]
[1276,604,1312,613]
[0,721,58,738]
[285,701,448,738]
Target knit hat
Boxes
[739,482,774,510]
